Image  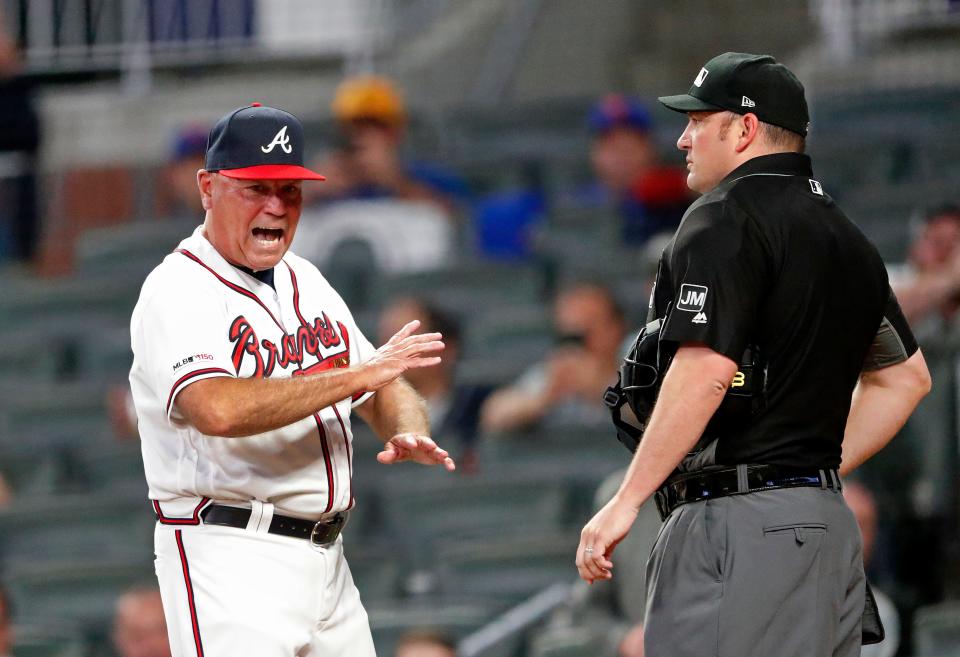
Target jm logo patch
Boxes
[694,68,709,88]
[261,126,293,154]
[677,284,708,312]
[809,179,824,196]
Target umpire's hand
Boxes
[576,496,639,582]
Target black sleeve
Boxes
[862,286,920,371]
[659,199,769,361]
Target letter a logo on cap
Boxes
[694,68,709,88]
[261,126,293,154]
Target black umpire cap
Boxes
[205,103,326,180]
[658,52,809,137]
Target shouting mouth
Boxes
[252,227,284,245]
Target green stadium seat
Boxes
[373,263,546,317]
[5,557,155,627]
[529,626,597,657]
[913,601,960,657]
[11,623,89,657]
[367,598,501,657]
[435,532,578,602]
[75,220,194,276]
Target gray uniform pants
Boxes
[644,486,864,657]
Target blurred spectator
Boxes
[394,629,458,657]
[112,586,171,657]
[156,125,208,221]
[583,94,690,246]
[309,75,468,213]
[0,582,12,657]
[480,282,626,433]
[889,203,960,340]
[535,468,661,657]
[294,76,462,274]
[107,385,139,441]
[0,472,12,509]
[0,10,40,263]
[378,297,491,471]
[844,480,900,657]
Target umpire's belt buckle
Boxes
[310,512,348,548]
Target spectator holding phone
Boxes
[480,282,626,433]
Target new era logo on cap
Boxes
[205,103,325,180]
[658,52,810,137]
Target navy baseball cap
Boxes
[205,103,325,180]
[658,52,809,136]
[588,94,652,134]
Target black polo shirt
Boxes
[650,152,918,469]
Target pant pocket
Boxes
[763,522,827,545]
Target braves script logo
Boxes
[261,126,293,154]
[229,312,348,377]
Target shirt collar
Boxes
[719,152,813,186]
[178,225,280,291]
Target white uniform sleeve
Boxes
[135,280,236,422]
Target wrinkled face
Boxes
[676,111,740,194]
[199,172,302,270]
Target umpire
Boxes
[576,52,932,657]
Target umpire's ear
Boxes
[198,169,214,210]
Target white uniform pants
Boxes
[154,505,376,657]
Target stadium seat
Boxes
[529,626,596,657]
[913,600,960,657]
[435,531,578,602]
[367,598,502,657]
[74,220,195,276]
[11,623,89,657]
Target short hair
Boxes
[420,303,461,346]
[558,280,626,325]
[717,111,805,152]
[921,202,960,223]
[908,201,960,237]
[396,629,458,654]
[758,121,805,153]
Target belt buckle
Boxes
[309,512,346,550]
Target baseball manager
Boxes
[576,53,931,657]
[130,103,453,657]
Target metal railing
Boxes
[1,0,398,79]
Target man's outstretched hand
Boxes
[377,433,456,471]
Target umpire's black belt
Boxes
[654,464,842,520]
[198,504,348,547]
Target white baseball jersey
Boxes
[129,226,376,520]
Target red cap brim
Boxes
[217,164,326,180]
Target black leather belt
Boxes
[654,464,841,520]
[199,504,348,547]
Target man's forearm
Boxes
[840,350,931,476]
[176,367,369,437]
[355,378,430,441]
[615,345,736,510]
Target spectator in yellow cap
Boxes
[310,75,467,214]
